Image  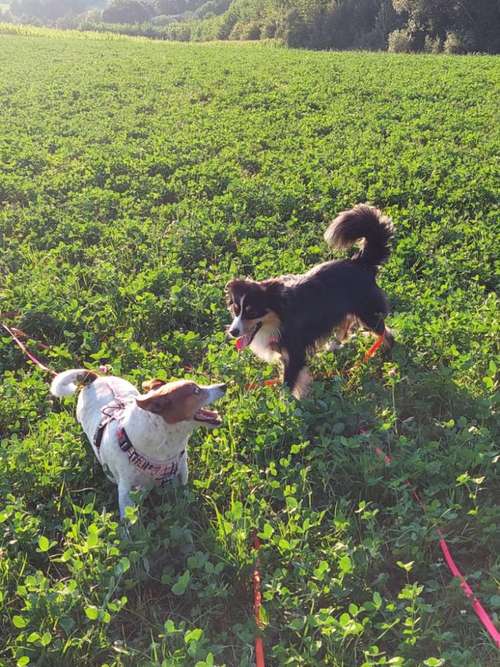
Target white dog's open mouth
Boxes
[235,322,262,351]
[194,408,222,427]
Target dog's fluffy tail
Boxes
[324,204,394,267]
[50,369,98,397]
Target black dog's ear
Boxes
[225,278,250,304]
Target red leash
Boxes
[373,447,500,648]
[363,333,385,361]
[7,323,497,649]
[1,323,57,376]
[252,532,266,667]
[244,334,386,664]
[244,335,499,652]
[243,332,387,665]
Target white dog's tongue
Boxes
[235,334,251,351]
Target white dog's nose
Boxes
[228,327,239,338]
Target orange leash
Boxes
[245,333,386,391]
[252,532,266,667]
[363,332,385,361]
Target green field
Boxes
[0,28,499,667]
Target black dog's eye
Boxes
[244,305,260,319]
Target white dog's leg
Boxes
[118,482,133,520]
[178,452,188,486]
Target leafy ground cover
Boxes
[0,29,499,666]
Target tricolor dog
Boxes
[226,204,395,398]
[50,370,226,518]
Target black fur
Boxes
[226,204,394,395]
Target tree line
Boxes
[1,0,499,53]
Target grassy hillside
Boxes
[0,29,499,666]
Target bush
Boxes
[424,34,442,53]
[151,14,172,26]
[387,28,413,53]
[261,18,277,39]
[216,11,237,40]
[278,8,309,48]
[240,20,261,41]
[443,31,472,54]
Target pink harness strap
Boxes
[93,402,182,485]
[115,425,182,484]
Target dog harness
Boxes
[93,400,184,485]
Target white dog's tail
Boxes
[50,369,98,397]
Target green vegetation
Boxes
[2,0,500,52]
[1,29,499,666]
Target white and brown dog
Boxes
[50,369,226,518]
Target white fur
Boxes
[50,369,87,397]
[229,295,245,335]
[50,370,224,518]
[249,323,281,363]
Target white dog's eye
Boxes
[193,387,201,395]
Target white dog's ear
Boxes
[141,378,166,392]
[136,392,171,415]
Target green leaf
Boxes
[289,617,305,630]
[85,606,99,620]
[423,659,445,667]
[172,570,190,596]
[164,619,176,634]
[396,560,414,573]
[59,616,75,634]
[17,658,30,667]
[313,560,329,580]
[339,612,351,627]
[38,535,50,552]
[259,523,274,540]
[115,557,130,575]
[40,631,52,646]
[184,627,203,643]
[12,615,27,628]
[339,555,352,573]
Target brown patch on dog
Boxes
[78,370,99,386]
[337,314,359,342]
[141,378,167,392]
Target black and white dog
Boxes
[226,204,395,398]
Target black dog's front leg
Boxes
[283,346,307,398]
